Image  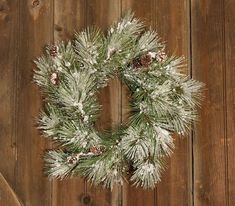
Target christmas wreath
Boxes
[34,13,204,189]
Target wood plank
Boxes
[121,1,156,206]
[0,173,22,206]
[54,0,86,41]
[154,1,192,206]
[191,0,227,205]
[122,1,191,205]
[0,0,18,190]
[85,1,122,205]
[224,0,235,205]
[52,1,86,206]
[52,178,86,206]
[15,1,54,205]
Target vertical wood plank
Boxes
[191,0,227,205]
[122,1,191,205]
[85,1,122,205]
[121,1,156,206]
[15,0,54,205]
[155,1,192,206]
[54,1,86,41]
[0,0,18,189]
[52,1,87,206]
[224,0,235,205]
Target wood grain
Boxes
[121,1,156,206]
[85,1,122,205]
[0,0,18,190]
[0,1,234,205]
[52,1,86,205]
[54,0,86,41]
[191,0,227,205]
[224,0,235,205]
[14,0,54,205]
[155,1,192,206]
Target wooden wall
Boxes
[0,0,234,205]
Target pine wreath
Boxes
[34,13,204,189]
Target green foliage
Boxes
[34,12,204,189]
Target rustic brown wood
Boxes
[52,1,86,205]
[121,1,156,205]
[155,1,192,206]
[191,0,227,205]
[14,1,54,205]
[0,0,18,190]
[54,0,86,41]
[0,173,22,206]
[85,1,122,205]
[52,178,86,206]
[0,0,234,205]
[224,0,235,205]
[121,1,191,205]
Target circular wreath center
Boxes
[95,78,127,132]
[34,13,203,189]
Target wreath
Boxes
[34,13,204,189]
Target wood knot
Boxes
[54,24,63,32]
[0,1,10,12]
[0,1,10,22]
[11,142,16,149]
[32,0,40,8]
[81,194,92,205]
[29,0,43,20]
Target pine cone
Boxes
[49,45,57,57]
[132,58,142,69]
[140,54,152,67]
[67,154,79,165]
[90,146,102,155]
